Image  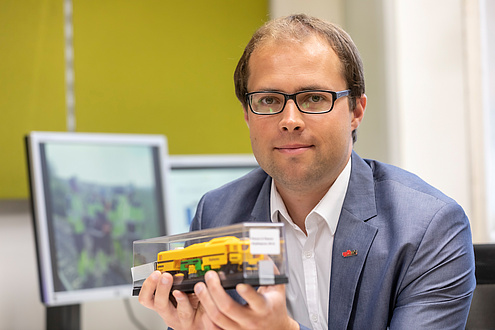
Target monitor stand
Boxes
[46,304,81,330]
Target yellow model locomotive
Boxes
[156,236,264,280]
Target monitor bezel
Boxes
[169,154,258,170]
[26,131,170,306]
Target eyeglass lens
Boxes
[249,91,335,114]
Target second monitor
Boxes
[168,154,259,235]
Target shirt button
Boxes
[304,250,313,259]
[311,313,318,322]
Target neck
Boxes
[275,182,331,235]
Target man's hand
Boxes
[138,270,205,330]
[194,271,299,330]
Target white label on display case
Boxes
[249,228,280,255]
[131,262,156,282]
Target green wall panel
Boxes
[0,0,66,198]
[73,1,268,154]
[0,0,268,198]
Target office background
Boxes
[1,0,494,329]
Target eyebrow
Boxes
[251,85,333,93]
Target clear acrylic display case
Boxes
[131,222,288,295]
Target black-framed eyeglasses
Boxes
[245,89,350,115]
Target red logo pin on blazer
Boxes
[342,249,358,257]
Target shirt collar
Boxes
[270,156,352,235]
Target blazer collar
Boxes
[249,172,272,223]
[249,151,377,223]
[342,151,378,221]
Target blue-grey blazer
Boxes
[190,151,476,329]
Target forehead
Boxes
[247,35,344,91]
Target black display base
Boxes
[46,304,81,330]
[132,274,289,296]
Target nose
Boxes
[279,99,305,132]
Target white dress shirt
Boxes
[270,158,352,330]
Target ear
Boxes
[351,94,366,130]
[243,106,250,127]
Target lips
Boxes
[275,144,314,154]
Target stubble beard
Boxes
[261,155,331,194]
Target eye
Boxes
[305,93,328,103]
[311,95,322,102]
[258,95,281,106]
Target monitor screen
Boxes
[167,154,259,235]
[25,131,170,306]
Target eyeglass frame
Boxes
[245,89,351,115]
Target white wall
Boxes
[270,0,345,26]
[391,0,472,227]
[0,201,44,329]
[376,0,490,243]
[481,0,495,241]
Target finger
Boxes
[204,271,243,311]
[242,283,286,310]
[187,293,200,309]
[200,307,222,330]
[237,283,265,309]
[257,281,286,295]
[138,270,161,309]
[153,272,176,314]
[194,277,238,329]
[172,290,197,323]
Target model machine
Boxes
[156,236,264,279]
[132,223,288,294]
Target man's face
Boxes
[244,35,365,194]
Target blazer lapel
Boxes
[249,173,272,223]
[328,152,378,329]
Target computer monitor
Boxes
[466,244,495,329]
[167,154,259,235]
[25,131,170,307]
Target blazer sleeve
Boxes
[389,201,476,329]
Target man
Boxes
[139,14,476,329]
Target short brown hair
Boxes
[234,14,365,142]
